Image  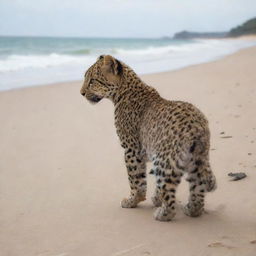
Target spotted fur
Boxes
[80,55,216,221]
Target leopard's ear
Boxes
[102,55,122,76]
[97,55,105,60]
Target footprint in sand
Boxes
[208,242,235,249]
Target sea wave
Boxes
[0,40,220,72]
[0,38,256,90]
[0,53,86,72]
[114,39,254,58]
[115,44,194,56]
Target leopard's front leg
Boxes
[121,148,147,208]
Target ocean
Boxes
[0,36,256,91]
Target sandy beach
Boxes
[1,46,256,256]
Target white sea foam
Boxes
[0,38,256,91]
[0,53,86,72]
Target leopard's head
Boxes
[80,55,123,103]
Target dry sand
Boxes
[0,46,256,256]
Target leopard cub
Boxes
[80,55,216,221]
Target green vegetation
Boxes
[229,17,256,37]
[173,31,227,39]
[173,17,256,40]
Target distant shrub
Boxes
[229,17,256,37]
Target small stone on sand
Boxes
[228,172,247,181]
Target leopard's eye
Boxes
[89,79,94,87]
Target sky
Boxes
[0,0,256,38]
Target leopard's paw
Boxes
[121,197,138,208]
[183,203,203,217]
[154,207,175,221]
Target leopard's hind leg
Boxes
[184,152,216,217]
[152,158,183,221]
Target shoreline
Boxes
[1,36,256,92]
[1,44,256,94]
[1,44,256,256]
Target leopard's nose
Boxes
[80,90,85,96]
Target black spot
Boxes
[170,189,176,193]
[154,161,159,166]
[128,166,133,172]
[154,167,160,175]
[190,184,197,191]
[190,142,196,153]
[172,170,177,178]
[175,179,181,184]
[195,160,203,166]
[121,142,127,148]
[164,195,170,201]
[127,148,132,153]
[137,173,146,179]
[116,95,122,103]
[149,169,154,175]
[165,178,173,184]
